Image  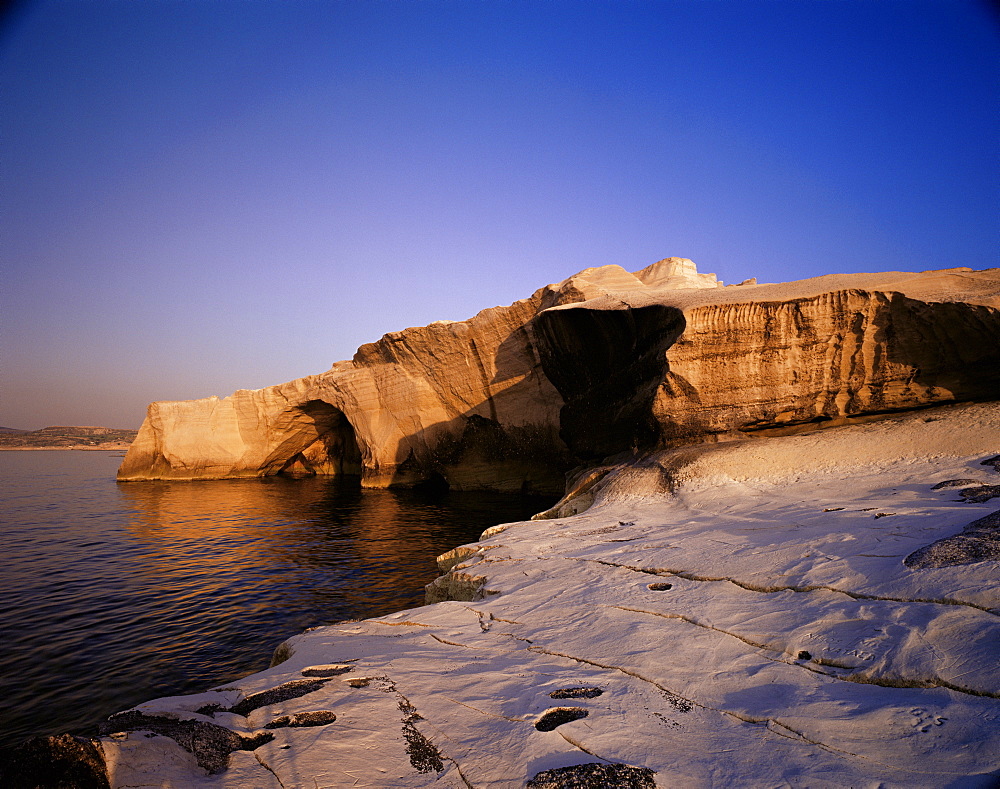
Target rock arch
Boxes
[273,400,362,478]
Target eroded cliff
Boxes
[118,261,1000,491]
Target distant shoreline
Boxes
[0,446,131,452]
[0,426,137,452]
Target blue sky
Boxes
[2,0,997,429]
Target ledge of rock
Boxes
[117,261,1000,493]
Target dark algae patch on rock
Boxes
[527,762,657,788]
[99,712,272,774]
[398,699,444,773]
[229,678,329,716]
[549,687,604,699]
[0,734,109,789]
[959,485,1000,504]
[535,707,590,731]
[264,710,337,728]
[904,509,1000,568]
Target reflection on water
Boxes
[0,451,553,747]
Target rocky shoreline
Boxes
[5,261,998,787]
[6,401,1000,787]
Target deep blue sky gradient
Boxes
[2,0,997,428]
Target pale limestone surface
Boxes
[99,401,1000,787]
[118,262,1000,492]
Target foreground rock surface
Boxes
[91,402,999,787]
[117,261,1000,491]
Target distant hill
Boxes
[0,425,137,450]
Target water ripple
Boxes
[0,451,552,746]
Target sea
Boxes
[0,450,553,748]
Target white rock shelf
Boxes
[100,402,1000,788]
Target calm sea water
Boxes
[0,451,553,748]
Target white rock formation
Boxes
[95,401,1000,787]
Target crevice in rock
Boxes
[524,645,895,762]
[439,695,528,723]
[556,732,611,762]
[838,672,1000,699]
[585,558,1000,615]
[613,604,1000,700]
[430,633,473,648]
[300,664,353,677]
[254,752,286,787]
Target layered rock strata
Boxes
[87,401,1000,787]
[117,261,1000,491]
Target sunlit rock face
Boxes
[118,261,1000,491]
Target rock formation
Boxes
[118,260,1000,492]
[41,259,1000,787]
[90,400,1000,787]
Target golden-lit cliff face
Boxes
[118,262,1000,492]
[657,290,1000,442]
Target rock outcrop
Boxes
[118,261,1000,492]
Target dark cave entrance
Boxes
[277,400,363,479]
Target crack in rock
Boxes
[99,712,274,774]
[614,604,1000,699]
[255,752,286,788]
[586,558,999,615]
[525,645,864,757]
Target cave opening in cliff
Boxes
[277,400,363,479]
